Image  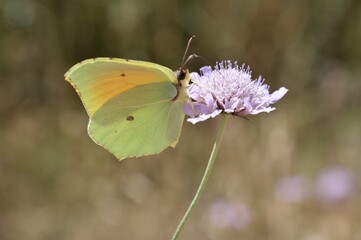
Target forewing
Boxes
[64,58,177,116]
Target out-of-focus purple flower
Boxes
[207,199,251,230]
[184,61,288,124]
[274,176,311,203]
[316,166,357,205]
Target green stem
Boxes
[171,115,230,240]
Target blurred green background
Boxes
[1,0,361,239]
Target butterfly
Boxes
[64,37,195,160]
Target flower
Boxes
[274,175,311,203]
[184,61,288,124]
[315,166,357,205]
[206,199,251,230]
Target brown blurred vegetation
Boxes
[1,0,361,239]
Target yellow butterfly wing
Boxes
[65,57,188,160]
[65,58,178,116]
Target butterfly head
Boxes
[177,35,195,84]
[176,67,189,82]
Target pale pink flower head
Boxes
[184,61,288,124]
[207,199,251,230]
[316,166,357,205]
[274,175,311,203]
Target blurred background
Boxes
[1,0,361,239]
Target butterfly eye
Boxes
[177,68,187,81]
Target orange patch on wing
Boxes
[86,69,171,116]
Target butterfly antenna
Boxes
[181,35,196,68]
[182,54,202,68]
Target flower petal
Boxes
[269,87,289,104]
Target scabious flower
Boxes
[274,175,311,203]
[206,199,251,230]
[315,166,357,205]
[184,61,288,124]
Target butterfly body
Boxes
[65,57,190,160]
